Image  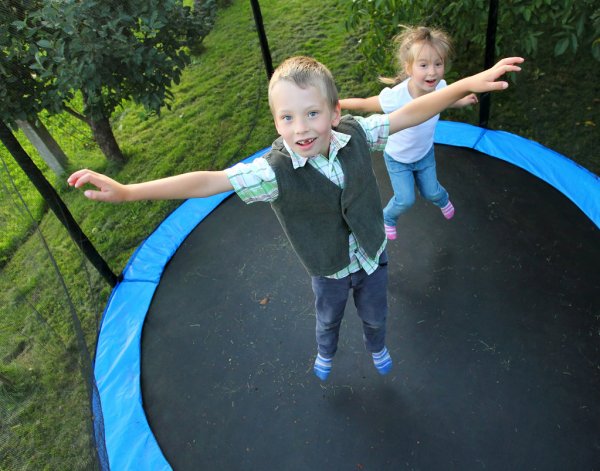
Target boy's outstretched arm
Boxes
[67,169,234,202]
[339,96,383,113]
[389,57,524,134]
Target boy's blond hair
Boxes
[380,25,454,86]
[268,56,339,112]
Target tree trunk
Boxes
[16,118,69,175]
[89,116,125,163]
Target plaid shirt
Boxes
[225,114,390,278]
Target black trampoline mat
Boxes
[141,145,600,470]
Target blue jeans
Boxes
[383,146,449,227]
[310,251,388,358]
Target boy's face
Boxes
[270,81,341,158]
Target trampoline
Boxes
[94,121,599,470]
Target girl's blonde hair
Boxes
[380,25,454,85]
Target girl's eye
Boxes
[282,115,292,121]
[308,111,318,118]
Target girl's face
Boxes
[405,43,445,98]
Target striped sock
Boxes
[372,347,393,375]
[384,224,397,240]
[441,201,455,219]
[313,353,333,381]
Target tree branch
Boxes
[62,104,90,125]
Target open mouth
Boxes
[296,137,316,148]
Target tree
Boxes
[1,0,70,174]
[2,0,216,163]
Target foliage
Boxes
[0,0,57,123]
[1,0,215,161]
[346,0,600,78]
[21,0,214,119]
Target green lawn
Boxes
[0,0,598,468]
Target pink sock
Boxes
[441,201,455,220]
[384,224,397,240]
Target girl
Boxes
[340,26,478,240]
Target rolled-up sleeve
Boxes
[224,157,278,203]
[353,114,390,152]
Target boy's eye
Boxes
[308,111,319,118]
[281,115,292,121]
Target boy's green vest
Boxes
[265,115,385,276]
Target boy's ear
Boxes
[331,102,342,127]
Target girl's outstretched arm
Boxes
[67,169,234,203]
[388,57,524,134]
[339,96,383,113]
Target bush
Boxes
[346,0,600,78]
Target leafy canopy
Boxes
[1,0,215,125]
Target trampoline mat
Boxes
[141,144,600,470]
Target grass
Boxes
[0,0,598,469]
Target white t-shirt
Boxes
[379,78,447,163]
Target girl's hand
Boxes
[67,169,129,202]
[453,93,479,108]
[468,57,525,93]
[463,93,479,105]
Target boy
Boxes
[68,55,523,381]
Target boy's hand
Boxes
[467,57,524,93]
[67,169,128,202]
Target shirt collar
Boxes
[283,129,352,169]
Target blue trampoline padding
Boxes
[93,147,269,470]
[434,121,600,228]
[93,124,599,470]
[95,281,169,470]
